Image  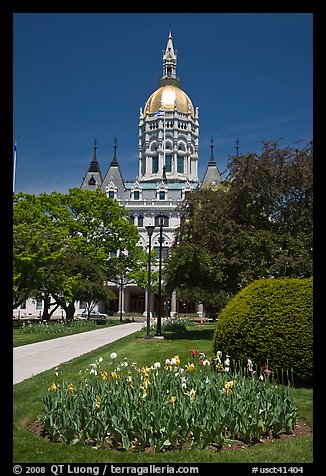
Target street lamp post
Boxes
[145,224,155,339]
[119,277,123,322]
[155,214,164,338]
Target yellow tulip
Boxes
[186,363,195,372]
[170,395,177,407]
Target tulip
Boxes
[186,363,195,372]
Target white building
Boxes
[14,33,222,319]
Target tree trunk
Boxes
[65,302,76,320]
[41,294,59,321]
[41,294,51,321]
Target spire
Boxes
[101,137,125,195]
[110,138,118,166]
[160,32,180,87]
[201,138,222,187]
[80,139,103,189]
[208,137,217,165]
[236,138,239,157]
[87,139,101,173]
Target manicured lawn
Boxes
[13,319,129,347]
[13,324,313,463]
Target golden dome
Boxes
[144,84,194,118]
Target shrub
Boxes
[161,317,188,333]
[212,278,313,385]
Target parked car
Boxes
[80,310,108,319]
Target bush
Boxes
[212,278,313,385]
[161,317,188,333]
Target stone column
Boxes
[170,291,177,317]
[144,286,153,317]
[196,302,204,318]
[118,285,125,316]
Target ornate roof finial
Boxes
[160,32,179,86]
[236,138,239,157]
[111,137,118,166]
[208,137,217,166]
[91,138,97,161]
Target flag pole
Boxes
[13,142,17,193]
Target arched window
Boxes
[138,215,144,227]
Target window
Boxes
[36,299,42,310]
[159,191,165,200]
[134,191,140,200]
[130,215,135,225]
[153,246,169,260]
[177,156,184,174]
[155,215,169,227]
[165,155,172,172]
[108,191,115,199]
[152,156,158,173]
[138,215,143,227]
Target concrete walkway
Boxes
[13,321,144,384]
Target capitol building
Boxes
[15,33,222,319]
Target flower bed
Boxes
[39,351,297,452]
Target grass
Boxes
[13,319,129,347]
[13,324,313,463]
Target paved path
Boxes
[13,322,143,384]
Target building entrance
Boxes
[130,293,145,314]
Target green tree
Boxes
[50,252,115,320]
[13,191,70,310]
[164,140,313,313]
[13,188,142,319]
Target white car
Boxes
[80,310,108,319]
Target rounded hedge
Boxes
[213,277,313,385]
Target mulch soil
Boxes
[27,419,312,452]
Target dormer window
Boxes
[88,175,96,186]
[108,191,115,199]
[134,191,140,200]
[159,191,166,200]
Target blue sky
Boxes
[13,12,313,194]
